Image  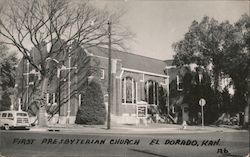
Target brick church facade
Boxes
[15,45,178,124]
[87,47,170,124]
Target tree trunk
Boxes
[38,75,49,127]
[213,70,220,91]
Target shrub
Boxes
[75,80,106,125]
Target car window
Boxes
[16,113,28,117]
[8,113,13,117]
[2,113,7,117]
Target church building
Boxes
[15,45,178,124]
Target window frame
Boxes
[46,93,57,106]
[145,80,159,105]
[2,113,7,117]
[101,69,105,80]
[7,113,13,118]
[122,77,137,105]
[177,75,183,91]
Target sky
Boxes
[1,0,249,60]
[91,0,249,60]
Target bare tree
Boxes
[0,0,132,126]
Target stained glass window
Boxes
[122,77,137,104]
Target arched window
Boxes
[122,77,137,104]
[145,80,159,105]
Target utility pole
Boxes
[21,60,25,108]
[22,60,30,111]
[198,71,205,128]
[26,60,29,111]
[167,77,170,115]
[107,21,112,130]
[57,70,61,124]
[67,53,72,124]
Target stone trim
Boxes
[122,68,169,78]
[121,103,137,105]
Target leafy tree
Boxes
[158,86,167,115]
[177,67,219,124]
[0,0,132,126]
[75,81,106,125]
[220,14,250,112]
[220,89,233,113]
[173,16,226,90]
[0,44,19,111]
[173,14,250,116]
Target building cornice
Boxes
[122,67,169,78]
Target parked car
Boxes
[0,110,31,130]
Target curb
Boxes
[28,126,245,134]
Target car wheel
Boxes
[4,124,10,130]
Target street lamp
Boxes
[46,48,77,125]
[57,53,77,124]
[41,56,76,126]
[23,60,41,111]
[46,57,59,64]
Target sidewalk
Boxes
[29,123,248,134]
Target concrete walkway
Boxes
[29,123,248,134]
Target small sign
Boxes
[199,98,206,106]
[137,105,147,118]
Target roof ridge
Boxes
[93,46,166,62]
[86,45,168,75]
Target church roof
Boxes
[164,59,174,66]
[86,46,167,76]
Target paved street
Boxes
[0,128,249,157]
